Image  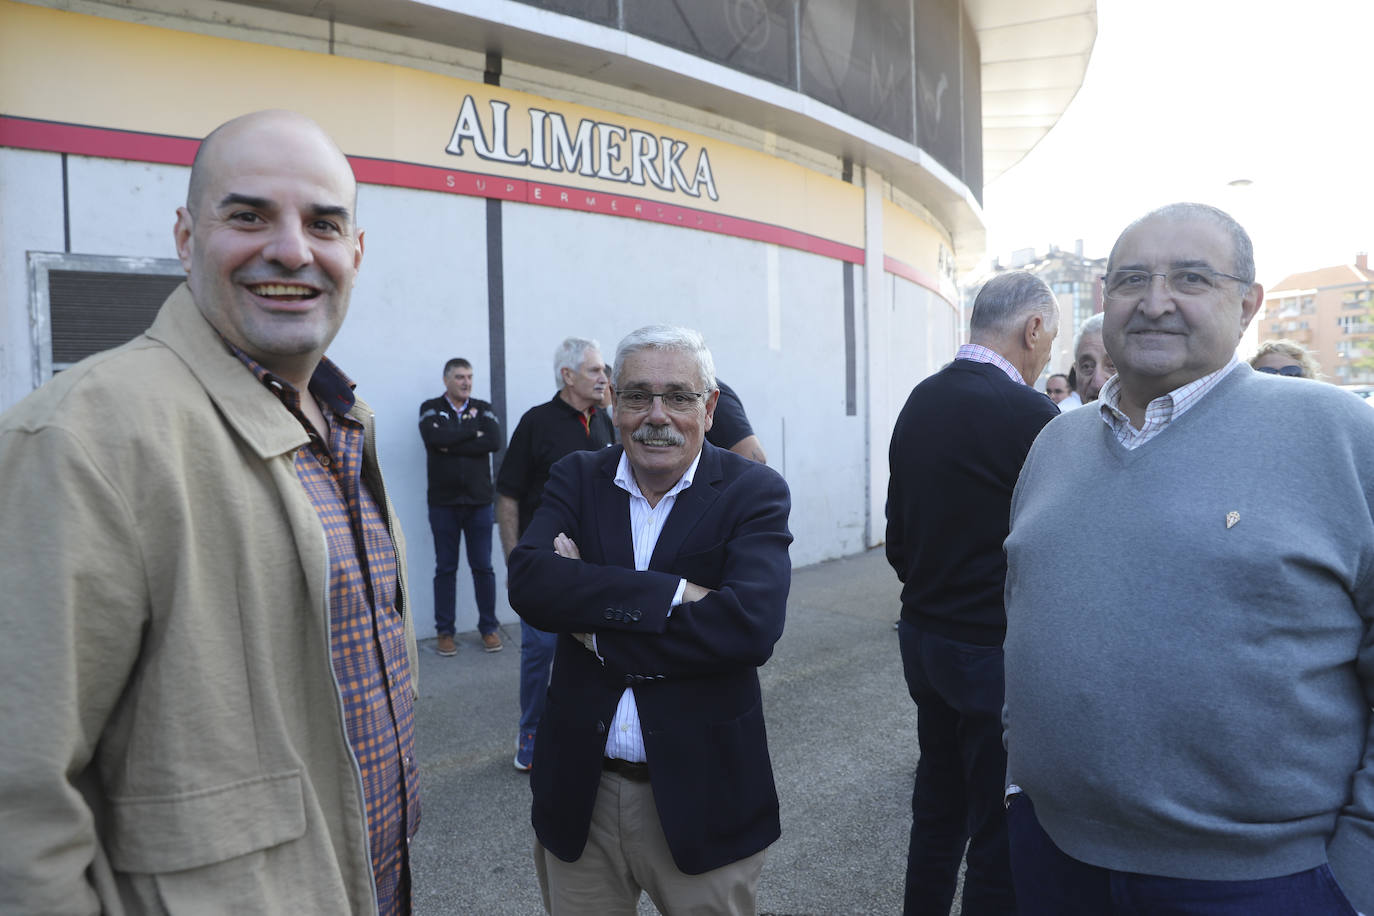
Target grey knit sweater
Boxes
[1004,364,1374,911]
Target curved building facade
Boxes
[0,0,1093,629]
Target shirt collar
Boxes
[552,391,597,419]
[220,335,356,416]
[444,393,469,414]
[955,343,1026,386]
[1098,356,1240,431]
[613,448,702,502]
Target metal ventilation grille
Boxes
[48,270,182,365]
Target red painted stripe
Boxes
[1,115,865,265]
[882,254,940,292]
[883,255,957,311]
[0,117,199,165]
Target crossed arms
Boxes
[506,453,793,678]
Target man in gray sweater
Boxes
[1003,202,1373,916]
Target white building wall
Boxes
[861,169,889,548]
[67,157,188,258]
[326,184,493,629]
[0,148,65,407]
[501,202,865,570]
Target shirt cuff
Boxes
[667,578,687,617]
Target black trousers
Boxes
[898,620,1015,916]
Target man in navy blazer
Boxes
[508,325,792,914]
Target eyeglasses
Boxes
[1255,364,1303,377]
[1102,268,1247,300]
[615,389,707,413]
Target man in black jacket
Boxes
[885,270,1060,916]
[419,358,505,656]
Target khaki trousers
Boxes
[535,769,768,916]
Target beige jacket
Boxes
[0,285,416,915]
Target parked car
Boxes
[1340,384,1374,405]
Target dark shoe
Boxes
[482,631,503,653]
[436,634,457,657]
[514,732,534,772]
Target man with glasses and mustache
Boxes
[0,111,418,914]
[1003,203,1374,915]
[507,325,792,914]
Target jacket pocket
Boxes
[107,769,306,873]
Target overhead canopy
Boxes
[969,0,1098,184]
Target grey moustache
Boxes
[632,425,684,447]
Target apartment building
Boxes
[1260,253,1374,384]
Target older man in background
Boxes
[1071,312,1113,404]
[886,270,1060,916]
[497,338,615,772]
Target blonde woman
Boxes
[1250,338,1322,380]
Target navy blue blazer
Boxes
[507,440,792,875]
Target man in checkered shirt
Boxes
[0,110,418,915]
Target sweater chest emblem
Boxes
[1225,510,1240,529]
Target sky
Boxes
[980,0,1374,290]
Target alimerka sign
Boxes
[445,94,720,201]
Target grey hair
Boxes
[1074,313,1105,357]
[1108,202,1255,285]
[553,337,599,389]
[612,325,717,393]
[968,270,1058,340]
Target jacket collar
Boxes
[592,441,725,570]
[143,283,312,460]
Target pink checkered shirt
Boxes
[1097,357,1240,449]
[955,343,1027,386]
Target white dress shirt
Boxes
[601,449,699,762]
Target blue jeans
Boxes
[519,622,557,737]
[897,620,1015,916]
[1007,794,1358,915]
[428,502,497,636]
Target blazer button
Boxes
[596,721,606,734]
[604,609,615,620]
[624,675,634,686]
[630,610,642,622]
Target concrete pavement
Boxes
[409,547,926,915]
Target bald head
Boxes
[173,110,364,391]
[186,110,356,219]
